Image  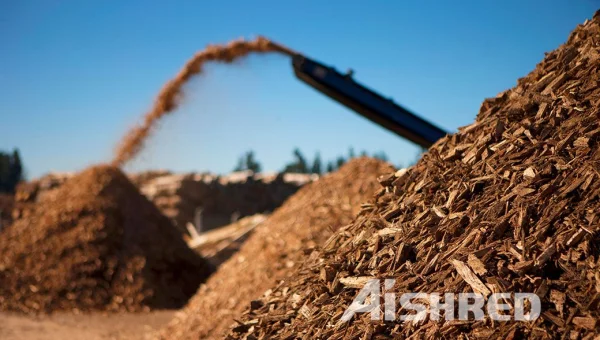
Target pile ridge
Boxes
[160,158,395,339]
[0,165,213,314]
[228,13,600,339]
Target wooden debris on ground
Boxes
[188,214,267,267]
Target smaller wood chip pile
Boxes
[0,165,213,314]
[159,158,394,340]
[227,13,600,340]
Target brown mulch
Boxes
[159,158,395,339]
[0,165,213,314]
[227,12,600,340]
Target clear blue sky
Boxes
[1,1,597,178]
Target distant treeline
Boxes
[0,149,24,193]
[234,148,395,174]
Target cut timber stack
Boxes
[128,169,172,187]
[139,171,315,232]
[189,214,268,267]
[228,13,600,340]
[0,165,213,314]
[159,158,394,340]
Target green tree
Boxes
[0,149,24,193]
[311,152,322,174]
[10,149,23,185]
[326,161,335,173]
[245,151,261,173]
[0,153,10,193]
[348,147,356,159]
[233,150,262,173]
[335,156,346,169]
[283,148,309,173]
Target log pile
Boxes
[189,214,268,267]
[227,13,600,340]
[139,171,315,232]
[128,169,172,187]
[0,165,213,314]
[159,158,395,340]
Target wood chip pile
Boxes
[228,13,600,340]
[0,165,213,314]
[159,158,395,339]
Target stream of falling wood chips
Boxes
[111,36,294,167]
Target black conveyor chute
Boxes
[292,55,447,148]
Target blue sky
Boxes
[1,1,597,178]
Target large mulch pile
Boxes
[160,158,395,339]
[228,13,600,340]
[0,165,213,314]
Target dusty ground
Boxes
[0,311,174,340]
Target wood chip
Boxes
[450,259,491,296]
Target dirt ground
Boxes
[0,311,175,340]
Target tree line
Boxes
[234,147,391,174]
[0,149,24,193]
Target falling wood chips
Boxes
[227,11,600,340]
